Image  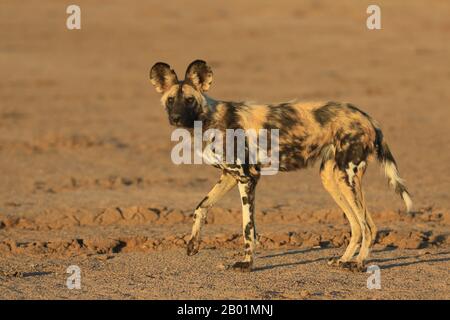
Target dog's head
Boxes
[150,60,213,128]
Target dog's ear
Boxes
[150,62,178,93]
[185,60,213,92]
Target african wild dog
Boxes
[149,60,413,272]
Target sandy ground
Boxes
[0,0,449,299]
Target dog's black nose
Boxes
[171,115,181,124]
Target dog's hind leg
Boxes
[350,162,376,266]
[320,160,362,266]
[334,161,373,271]
[353,165,377,245]
[187,172,237,256]
[366,207,377,245]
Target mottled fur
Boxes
[150,60,412,272]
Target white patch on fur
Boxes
[384,161,404,188]
[384,161,413,212]
[346,163,356,185]
[402,191,413,213]
[346,161,366,185]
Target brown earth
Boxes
[0,0,449,299]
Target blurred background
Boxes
[0,0,449,300]
[0,0,449,220]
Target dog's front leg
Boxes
[230,177,258,272]
[187,172,237,256]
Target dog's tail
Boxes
[374,127,413,213]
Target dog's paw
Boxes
[229,261,253,272]
[186,239,199,256]
[327,257,343,267]
[340,261,367,272]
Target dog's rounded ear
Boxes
[185,60,213,92]
[150,62,178,93]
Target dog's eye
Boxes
[185,97,194,104]
[167,97,175,105]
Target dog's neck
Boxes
[200,94,220,130]
[203,93,219,113]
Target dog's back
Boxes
[210,100,378,171]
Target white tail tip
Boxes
[402,191,413,213]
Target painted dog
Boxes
[150,60,412,272]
